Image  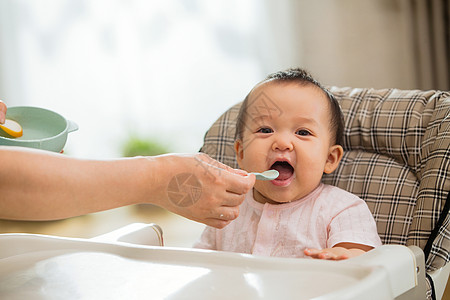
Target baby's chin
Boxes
[253,188,297,205]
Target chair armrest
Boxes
[429,262,450,300]
[347,245,426,299]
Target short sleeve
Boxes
[327,192,382,248]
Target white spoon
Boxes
[252,170,279,181]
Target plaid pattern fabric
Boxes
[200,87,450,278]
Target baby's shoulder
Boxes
[317,184,365,206]
[321,183,359,196]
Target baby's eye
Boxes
[257,127,273,134]
[296,129,311,136]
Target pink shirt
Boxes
[194,184,382,258]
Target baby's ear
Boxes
[324,145,344,174]
[234,140,244,163]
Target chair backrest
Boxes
[200,86,450,273]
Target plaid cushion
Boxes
[200,87,450,276]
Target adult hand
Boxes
[150,153,255,229]
[0,100,6,124]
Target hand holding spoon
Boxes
[252,170,279,181]
[0,119,23,138]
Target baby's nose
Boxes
[272,134,294,151]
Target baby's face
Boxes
[235,81,342,204]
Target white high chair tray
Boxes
[0,233,414,299]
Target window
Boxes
[0,0,263,158]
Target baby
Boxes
[194,68,381,260]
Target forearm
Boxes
[0,147,157,220]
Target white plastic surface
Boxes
[93,223,163,246]
[430,262,450,300]
[0,233,400,300]
[348,245,417,297]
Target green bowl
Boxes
[0,106,78,152]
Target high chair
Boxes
[0,87,448,299]
[200,86,450,300]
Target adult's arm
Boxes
[0,147,254,228]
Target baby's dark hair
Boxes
[235,68,344,146]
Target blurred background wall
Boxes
[0,0,448,159]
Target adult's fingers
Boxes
[223,171,255,195]
[215,205,240,221]
[195,153,255,195]
[0,100,6,124]
[196,153,249,178]
[221,189,247,207]
[196,153,236,173]
[203,218,231,229]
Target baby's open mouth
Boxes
[270,161,294,181]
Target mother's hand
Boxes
[150,153,255,229]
